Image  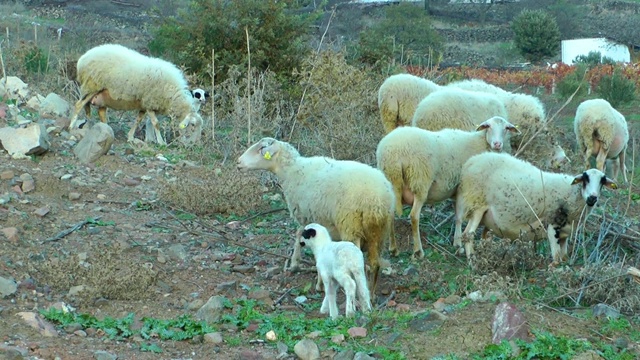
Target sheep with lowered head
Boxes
[377,116,519,259]
[454,152,618,263]
[237,137,395,299]
[574,98,629,183]
[68,43,203,145]
[300,223,372,319]
[378,73,442,134]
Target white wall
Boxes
[561,38,631,65]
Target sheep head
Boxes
[299,223,332,252]
[571,169,618,207]
[476,116,519,152]
[237,137,285,172]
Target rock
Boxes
[276,342,288,359]
[1,227,19,242]
[354,352,375,360]
[34,206,50,217]
[444,294,462,304]
[0,170,14,180]
[293,339,320,360]
[68,285,88,297]
[333,349,355,360]
[403,265,419,276]
[306,330,322,339]
[467,290,483,302]
[195,295,227,323]
[40,93,70,118]
[408,312,445,332]
[26,94,46,112]
[572,350,604,360]
[294,295,307,304]
[203,332,223,344]
[492,302,529,344]
[167,244,188,261]
[20,174,35,193]
[331,334,345,344]
[73,123,114,164]
[0,123,50,157]
[215,280,237,295]
[348,327,367,338]
[238,350,264,360]
[266,330,277,341]
[16,312,58,337]
[188,299,205,311]
[123,177,140,186]
[592,303,620,319]
[0,76,30,101]
[0,344,28,360]
[0,276,18,297]
[69,192,81,200]
[93,350,117,360]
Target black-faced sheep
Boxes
[237,137,395,299]
[454,152,618,263]
[574,98,629,183]
[378,73,441,134]
[300,223,372,319]
[68,43,203,145]
[376,116,519,259]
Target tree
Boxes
[511,9,561,63]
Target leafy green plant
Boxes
[511,9,561,63]
[24,46,49,74]
[556,64,589,100]
[596,69,637,107]
[574,51,616,68]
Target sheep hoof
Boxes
[412,250,425,260]
[389,248,399,257]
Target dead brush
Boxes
[469,234,546,276]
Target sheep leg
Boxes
[618,148,628,184]
[320,274,330,314]
[69,92,97,130]
[461,209,485,258]
[595,145,608,172]
[127,111,147,144]
[97,107,108,123]
[355,269,372,313]
[147,111,166,146]
[326,279,339,319]
[409,197,426,259]
[337,273,357,318]
[288,228,304,273]
[546,225,561,264]
[453,201,465,249]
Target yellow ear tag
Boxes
[179,123,187,129]
[263,151,271,160]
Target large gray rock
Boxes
[39,93,70,117]
[0,123,50,158]
[26,94,46,112]
[293,339,320,360]
[195,295,227,323]
[0,276,17,298]
[0,76,29,102]
[73,123,114,164]
[492,302,529,344]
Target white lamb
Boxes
[574,98,629,183]
[68,43,203,145]
[237,137,395,298]
[300,223,372,319]
[191,88,210,112]
[378,73,442,134]
[454,152,618,263]
[377,116,519,259]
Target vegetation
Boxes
[511,9,561,63]
[596,68,637,107]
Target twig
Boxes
[211,48,215,141]
[0,39,6,84]
[544,273,628,304]
[42,216,102,243]
[274,287,296,306]
[623,137,636,218]
[246,26,251,146]
[376,290,396,310]
[240,207,287,223]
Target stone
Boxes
[354,352,376,360]
[0,344,28,360]
[68,285,89,297]
[73,123,114,164]
[26,94,46,112]
[293,339,320,360]
[331,334,345,344]
[333,349,355,360]
[203,332,223,344]
[572,350,604,360]
[0,276,18,298]
[69,192,81,200]
[0,170,14,180]
[0,123,50,157]
[238,350,264,360]
[0,76,30,101]
[266,330,277,341]
[34,206,50,217]
[1,227,19,242]
[348,327,367,338]
[195,295,227,323]
[592,303,620,319]
[93,350,117,360]
[16,312,58,337]
[167,244,188,261]
[492,302,529,344]
[408,312,445,332]
[40,93,70,118]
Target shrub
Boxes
[24,45,48,74]
[148,0,319,84]
[556,64,588,100]
[596,68,637,107]
[511,9,561,63]
[574,51,616,68]
[353,2,442,70]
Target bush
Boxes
[353,2,442,70]
[596,68,637,107]
[148,0,319,84]
[556,64,588,100]
[574,51,616,68]
[511,9,560,63]
[24,45,48,74]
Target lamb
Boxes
[454,152,618,263]
[378,73,442,134]
[574,98,629,183]
[411,88,511,150]
[237,137,395,299]
[299,223,372,319]
[191,88,210,112]
[376,116,519,259]
[68,43,203,145]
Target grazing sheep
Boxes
[454,152,618,263]
[376,116,519,259]
[300,223,372,319]
[574,98,629,183]
[378,73,442,134]
[446,79,509,96]
[68,43,203,145]
[237,137,395,298]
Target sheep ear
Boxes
[204,91,211,98]
[603,177,618,190]
[475,122,490,131]
[301,228,316,240]
[570,174,583,185]
[259,141,278,160]
[507,124,521,134]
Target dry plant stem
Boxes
[211,48,215,141]
[42,216,102,243]
[246,27,251,147]
[287,6,336,141]
[0,40,6,84]
[515,80,584,157]
[624,137,636,217]
[274,287,296,306]
[239,207,287,223]
[544,273,628,304]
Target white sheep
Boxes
[191,88,210,112]
[378,73,442,134]
[377,116,519,259]
[574,98,629,183]
[68,43,203,145]
[237,137,395,298]
[299,223,372,319]
[454,152,618,263]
